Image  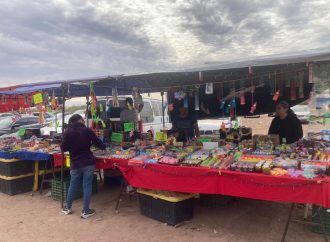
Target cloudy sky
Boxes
[0,0,330,87]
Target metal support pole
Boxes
[281,203,295,242]
[60,83,67,208]
[55,112,58,134]
[86,95,90,128]
[161,91,165,129]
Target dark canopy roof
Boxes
[96,50,330,91]
[0,49,329,96]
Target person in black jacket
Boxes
[268,101,303,144]
[61,114,106,218]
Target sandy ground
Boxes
[0,116,327,242]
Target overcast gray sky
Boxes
[0,0,330,87]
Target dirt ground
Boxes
[0,116,327,242]
[0,185,326,242]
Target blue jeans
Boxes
[66,165,95,211]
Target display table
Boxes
[117,163,330,208]
[0,151,54,193]
[0,151,52,161]
[52,153,129,170]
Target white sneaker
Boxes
[81,209,95,219]
[62,206,72,215]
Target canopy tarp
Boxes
[0,77,150,97]
[1,49,330,96]
[96,49,330,91]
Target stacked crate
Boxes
[0,158,35,195]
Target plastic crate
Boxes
[0,175,34,195]
[0,158,34,177]
[0,170,64,196]
[310,205,330,235]
[51,175,98,201]
[199,194,234,208]
[137,189,195,226]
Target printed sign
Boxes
[124,122,135,132]
[155,132,167,141]
[111,132,123,142]
[33,93,43,104]
[18,128,26,137]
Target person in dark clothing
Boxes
[171,107,200,143]
[268,101,303,144]
[61,114,106,218]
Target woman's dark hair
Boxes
[126,97,134,107]
[276,100,290,110]
[68,114,84,125]
[276,100,295,116]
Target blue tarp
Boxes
[0,83,61,95]
[0,151,52,161]
[0,79,151,97]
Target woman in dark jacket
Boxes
[268,101,303,144]
[61,114,106,218]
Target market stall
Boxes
[1,51,330,240]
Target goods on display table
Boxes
[0,133,62,195]
[1,122,330,212]
[113,137,330,180]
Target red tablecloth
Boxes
[52,153,128,170]
[52,153,330,207]
[117,163,330,207]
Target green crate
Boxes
[51,177,83,201]
[51,175,98,202]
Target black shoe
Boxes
[81,209,95,219]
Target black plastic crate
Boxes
[51,175,98,201]
[310,205,330,235]
[138,190,194,226]
[0,176,34,195]
[199,194,233,208]
[0,159,34,177]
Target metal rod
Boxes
[281,203,295,242]
[161,91,165,129]
[60,83,66,208]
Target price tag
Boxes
[111,132,123,142]
[324,113,330,125]
[156,132,167,141]
[198,138,211,142]
[101,120,106,128]
[124,122,135,132]
[66,155,71,167]
[18,128,26,137]
[234,122,239,130]
[33,93,43,104]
